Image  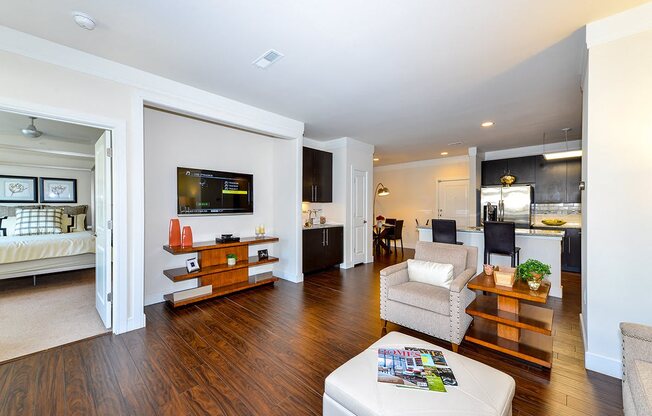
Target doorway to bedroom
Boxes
[0,109,113,362]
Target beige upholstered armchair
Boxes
[380,241,478,352]
[621,322,652,416]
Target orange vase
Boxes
[181,226,193,248]
[169,219,181,247]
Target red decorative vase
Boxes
[181,226,193,247]
[169,219,181,247]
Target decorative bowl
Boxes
[541,219,567,226]
[500,174,516,186]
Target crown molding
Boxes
[586,2,652,48]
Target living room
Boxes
[0,2,651,415]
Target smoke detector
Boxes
[21,117,43,138]
[252,49,284,69]
[73,12,96,30]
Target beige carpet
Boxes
[0,269,109,363]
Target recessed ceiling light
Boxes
[253,49,284,69]
[73,12,96,30]
[440,152,449,156]
[373,157,380,162]
[481,121,495,127]
[447,141,463,146]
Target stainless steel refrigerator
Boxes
[480,185,533,227]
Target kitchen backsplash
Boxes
[532,203,582,228]
[532,203,581,215]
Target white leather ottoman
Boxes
[323,332,515,416]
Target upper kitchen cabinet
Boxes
[565,158,582,203]
[481,159,507,186]
[303,147,333,202]
[505,156,536,184]
[534,156,567,203]
[481,156,536,186]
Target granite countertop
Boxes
[303,223,343,230]
[416,225,565,237]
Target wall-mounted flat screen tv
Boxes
[177,167,253,215]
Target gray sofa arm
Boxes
[380,262,409,320]
[621,322,652,381]
[449,268,477,293]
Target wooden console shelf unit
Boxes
[163,236,279,307]
[465,272,554,368]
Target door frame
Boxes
[0,100,129,334]
[351,168,368,265]
[436,178,470,226]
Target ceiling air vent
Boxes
[252,49,284,69]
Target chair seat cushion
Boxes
[407,259,454,289]
[387,281,450,316]
[630,359,652,415]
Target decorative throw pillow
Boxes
[14,208,63,236]
[42,205,87,216]
[407,259,455,289]
[61,213,87,233]
[0,205,41,217]
[0,216,17,237]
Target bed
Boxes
[0,231,96,280]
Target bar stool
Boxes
[431,219,463,245]
[484,221,520,267]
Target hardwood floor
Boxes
[0,250,622,415]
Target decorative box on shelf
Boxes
[162,236,279,307]
[493,266,516,287]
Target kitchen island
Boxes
[417,226,564,298]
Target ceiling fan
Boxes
[21,116,43,138]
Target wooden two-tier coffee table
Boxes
[464,272,553,368]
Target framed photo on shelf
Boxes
[40,177,77,203]
[0,175,38,203]
[186,257,200,273]
[258,249,269,260]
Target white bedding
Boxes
[0,231,95,264]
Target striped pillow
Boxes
[14,208,63,236]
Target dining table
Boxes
[373,223,394,255]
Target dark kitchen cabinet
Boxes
[303,147,333,202]
[562,228,581,273]
[534,156,567,203]
[505,156,536,183]
[481,159,508,186]
[481,156,536,186]
[302,226,343,274]
[566,158,582,203]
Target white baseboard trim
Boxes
[275,270,303,283]
[340,262,355,269]
[145,293,165,306]
[585,351,622,379]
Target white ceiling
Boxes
[0,110,104,144]
[0,1,647,165]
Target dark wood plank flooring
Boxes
[0,250,622,415]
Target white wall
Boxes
[143,108,289,304]
[583,5,652,378]
[374,157,470,249]
[0,139,94,225]
[0,26,304,333]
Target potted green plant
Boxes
[226,254,237,266]
[516,259,551,291]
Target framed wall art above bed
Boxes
[40,177,77,203]
[0,175,38,203]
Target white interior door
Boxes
[352,169,367,265]
[437,179,470,227]
[95,131,112,328]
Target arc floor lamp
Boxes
[373,183,390,220]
